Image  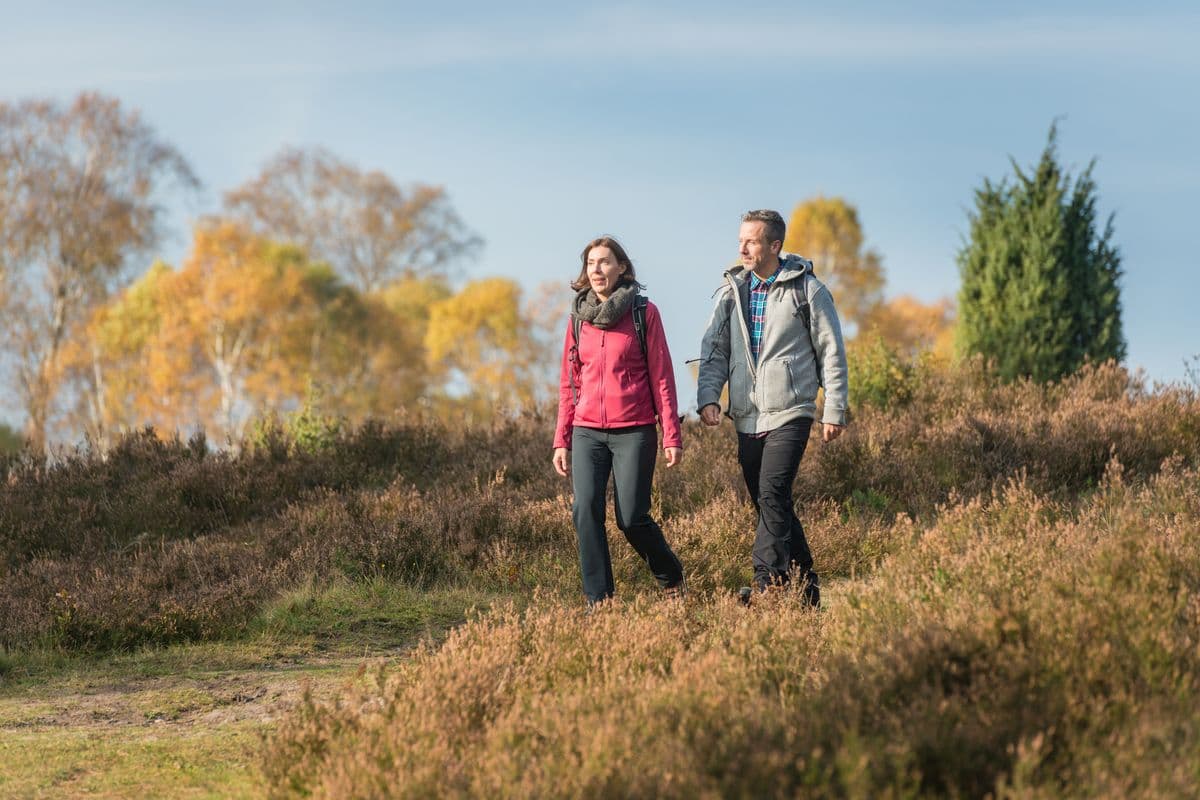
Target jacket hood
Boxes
[726,253,813,285]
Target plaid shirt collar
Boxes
[748,263,782,291]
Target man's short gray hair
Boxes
[741,209,787,246]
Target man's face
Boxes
[738,221,780,273]
[586,245,626,299]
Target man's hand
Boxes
[553,447,570,477]
[700,404,722,427]
[664,447,683,467]
[822,423,845,443]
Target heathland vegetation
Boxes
[3,361,1199,796]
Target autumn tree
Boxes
[0,93,198,451]
[64,223,338,443]
[56,261,174,448]
[223,146,480,293]
[219,146,506,421]
[783,196,885,332]
[357,276,452,417]
[281,271,453,422]
[783,195,955,359]
[425,278,558,421]
[64,223,457,443]
[958,125,1124,383]
[165,223,338,441]
[860,295,956,361]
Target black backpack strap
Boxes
[791,273,822,388]
[631,294,660,419]
[631,295,649,362]
[569,316,583,405]
[791,274,812,330]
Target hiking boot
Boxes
[663,578,687,601]
[800,572,821,609]
[738,586,753,606]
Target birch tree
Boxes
[0,93,197,450]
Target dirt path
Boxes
[0,649,410,799]
[2,653,401,731]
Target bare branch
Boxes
[223,146,480,293]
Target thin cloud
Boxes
[1,11,1196,92]
[587,11,1200,65]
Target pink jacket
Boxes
[554,300,682,450]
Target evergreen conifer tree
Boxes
[957,125,1125,382]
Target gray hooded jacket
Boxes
[697,254,848,434]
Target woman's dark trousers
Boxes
[736,417,818,593]
[571,424,684,604]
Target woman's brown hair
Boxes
[570,236,643,292]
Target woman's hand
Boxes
[664,447,683,467]
[553,447,571,477]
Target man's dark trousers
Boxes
[736,417,816,589]
[571,424,684,604]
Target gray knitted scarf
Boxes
[570,284,638,329]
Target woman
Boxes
[553,236,685,605]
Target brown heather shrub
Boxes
[0,473,580,651]
[0,415,560,569]
[1,362,1197,654]
[0,412,580,650]
[796,360,1200,517]
[263,462,1200,799]
[3,536,283,651]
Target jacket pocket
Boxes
[729,362,752,417]
[759,359,796,413]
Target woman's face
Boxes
[585,246,627,301]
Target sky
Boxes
[2,0,1198,426]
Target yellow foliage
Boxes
[784,196,885,329]
[335,276,453,419]
[65,223,328,442]
[860,295,956,362]
[158,223,318,438]
[62,241,559,441]
[426,278,521,365]
[55,261,175,445]
[425,278,555,420]
[378,275,453,321]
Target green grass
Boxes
[0,725,265,799]
[255,576,503,648]
[0,579,498,799]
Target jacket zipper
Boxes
[726,273,758,408]
[599,328,607,427]
[726,273,757,380]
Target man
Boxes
[697,209,848,607]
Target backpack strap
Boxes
[569,316,583,405]
[631,295,660,419]
[792,276,812,331]
[791,273,823,388]
[631,295,649,363]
